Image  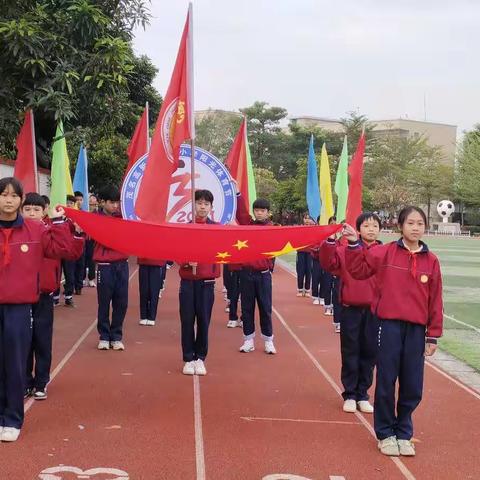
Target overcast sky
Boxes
[133,0,479,133]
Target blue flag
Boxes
[73,144,89,211]
[306,135,321,222]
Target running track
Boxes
[2,262,479,480]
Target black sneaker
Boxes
[24,387,34,399]
[74,288,82,295]
[65,298,75,308]
[33,388,48,401]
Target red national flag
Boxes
[225,117,249,206]
[135,4,194,223]
[345,132,366,226]
[125,104,149,176]
[14,109,38,193]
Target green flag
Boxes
[334,135,349,222]
[50,120,73,209]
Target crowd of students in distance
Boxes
[0,175,443,459]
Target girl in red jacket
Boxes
[0,177,73,442]
[343,206,443,458]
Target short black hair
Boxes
[356,212,382,231]
[74,191,84,198]
[0,177,23,197]
[328,215,337,224]
[253,198,270,210]
[23,192,46,208]
[66,194,76,203]
[98,185,120,202]
[41,195,50,205]
[398,206,427,227]
[195,189,214,204]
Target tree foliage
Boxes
[455,126,480,207]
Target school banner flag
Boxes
[306,135,321,222]
[225,117,257,214]
[334,136,349,222]
[14,109,38,193]
[73,144,89,211]
[319,143,334,225]
[125,103,149,176]
[135,3,194,223]
[50,120,74,207]
[345,131,366,226]
[65,207,341,264]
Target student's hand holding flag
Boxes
[425,343,437,356]
[51,205,65,219]
[341,223,358,242]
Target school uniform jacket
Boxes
[178,217,221,281]
[93,211,128,263]
[235,194,274,272]
[345,239,443,339]
[320,238,380,308]
[0,215,76,304]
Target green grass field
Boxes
[282,235,480,371]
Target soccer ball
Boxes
[437,200,455,221]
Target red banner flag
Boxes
[65,208,341,265]
[125,103,149,176]
[345,132,366,226]
[14,109,38,193]
[135,4,194,223]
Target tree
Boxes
[455,126,480,207]
[254,167,279,201]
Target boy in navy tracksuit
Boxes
[295,213,315,297]
[236,196,276,355]
[225,263,242,328]
[0,177,74,442]
[22,193,85,401]
[319,216,338,319]
[179,190,220,376]
[344,206,443,457]
[138,257,166,326]
[320,212,382,414]
[83,193,98,287]
[94,186,129,351]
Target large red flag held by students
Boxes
[135,4,194,223]
[125,103,149,176]
[345,131,366,226]
[14,109,38,193]
[65,208,340,264]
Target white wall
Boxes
[0,163,50,196]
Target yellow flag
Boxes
[64,141,74,196]
[319,143,334,225]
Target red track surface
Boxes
[2,262,479,480]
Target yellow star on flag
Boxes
[233,240,248,250]
[216,251,232,259]
[262,242,309,258]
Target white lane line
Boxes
[330,477,346,480]
[279,262,480,402]
[443,313,480,334]
[272,305,416,480]
[241,416,361,425]
[25,267,139,414]
[193,375,206,480]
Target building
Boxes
[290,116,457,165]
[0,157,50,195]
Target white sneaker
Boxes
[97,340,110,350]
[222,286,227,293]
[237,320,243,328]
[334,323,341,334]
[158,291,162,299]
[146,320,156,326]
[139,319,149,326]
[225,306,230,313]
[227,320,237,328]
[88,280,96,287]
[0,426,3,436]
[183,361,195,375]
[312,298,320,305]
[325,307,334,316]
[304,291,311,297]
[296,290,303,297]
[357,400,374,413]
[264,340,277,354]
[320,298,325,306]
[239,339,255,353]
[397,439,416,456]
[343,399,357,413]
[1,427,21,442]
[378,436,400,456]
[111,341,125,351]
[195,359,207,375]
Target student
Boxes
[138,257,165,326]
[22,193,85,401]
[343,206,443,457]
[225,262,242,328]
[310,244,323,305]
[83,193,98,287]
[295,213,315,297]
[94,186,129,351]
[320,212,382,414]
[0,177,73,442]
[319,216,338,317]
[179,190,220,376]
[236,196,276,354]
